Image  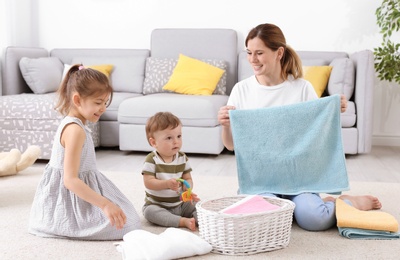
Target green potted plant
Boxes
[374,0,400,84]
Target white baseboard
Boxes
[372,134,400,147]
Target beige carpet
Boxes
[1,164,400,260]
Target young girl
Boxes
[29,64,141,240]
[218,23,382,231]
[142,112,200,231]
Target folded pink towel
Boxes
[220,195,280,214]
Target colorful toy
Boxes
[177,178,192,203]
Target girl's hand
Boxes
[166,178,179,192]
[340,95,347,113]
[102,202,127,230]
[218,105,235,127]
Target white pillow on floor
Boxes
[115,228,212,260]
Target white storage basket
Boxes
[196,195,295,255]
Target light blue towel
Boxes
[338,227,400,240]
[230,95,349,195]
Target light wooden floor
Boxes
[90,145,400,183]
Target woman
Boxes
[218,23,381,231]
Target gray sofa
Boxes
[0,28,374,159]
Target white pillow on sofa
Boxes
[19,57,64,94]
[327,58,355,100]
[62,64,72,80]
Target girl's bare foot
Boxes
[179,217,196,231]
[339,195,382,211]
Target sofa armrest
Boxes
[350,49,375,153]
[1,46,48,96]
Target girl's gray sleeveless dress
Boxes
[29,116,141,240]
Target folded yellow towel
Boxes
[336,198,398,232]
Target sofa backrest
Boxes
[1,46,48,95]
[150,28,238,95]
[50,49,150,93]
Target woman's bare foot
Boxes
[179,217,196,231]
[339,195,382,211]
[323,196,336,203]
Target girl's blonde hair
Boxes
[145,112,182,145]
[55,64,113,115]
[245,23,303,80]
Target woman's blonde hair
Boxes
[55,64,113,115]
[245,23,303,80]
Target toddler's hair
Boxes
[55,64,113,115]
[145,112,182,144]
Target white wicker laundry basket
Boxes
[196,195,295,255]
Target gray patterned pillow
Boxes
[143,57,227,95]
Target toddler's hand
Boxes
[166,178,179,192]
[190,192,200,202]
[218,105,235,127]
[103,202,127,230]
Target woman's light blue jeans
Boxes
[259,192,350,231]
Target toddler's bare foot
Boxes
[179,217,196,231]
[339,195,382,211]
[323,196,335,203]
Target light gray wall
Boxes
[1,0,400,146]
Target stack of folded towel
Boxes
[336,198,400,239]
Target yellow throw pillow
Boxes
[303,66,333,97]
[87,64,114,78]
[163,54,225,95]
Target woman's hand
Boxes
[340,95,347,113]
[218,105,235,127]
[218,105,236,151]
[103,201,127,230]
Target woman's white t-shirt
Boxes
[227,75,318,109]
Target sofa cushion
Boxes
[143,57,227,95]
[303,66,333,97]
[301,59,327,66]
[71,56,145,93]
[150,29,238,95]
[100,92,143,121]
[118,93,228,127]
[19,57,64,94]
[163,54,225,95]
[87,64,114,77]
[62,64,114,80]
[328,58,355,100]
